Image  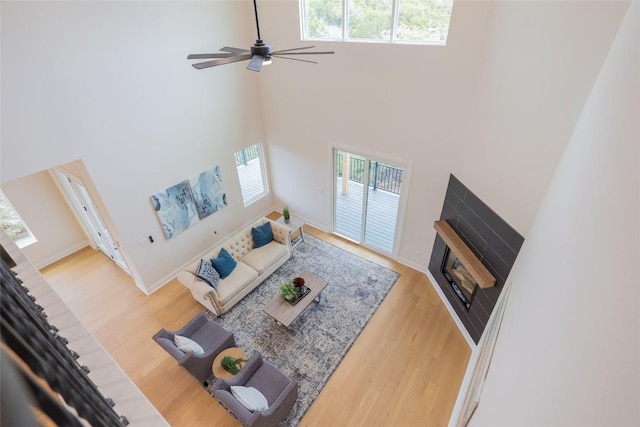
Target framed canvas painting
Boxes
[189,165,227,219]
[151,180,199,239]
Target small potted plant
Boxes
[221,355,246,374]
[283,206,290,224]
[280,281,298,301]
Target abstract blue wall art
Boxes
[189,165,228,220]
[151,181,199,239]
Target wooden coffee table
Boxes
[262,270,329,328]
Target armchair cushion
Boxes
[174,334,204,355]
[231,386,269,412]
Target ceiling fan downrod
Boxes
[253,0,262,41]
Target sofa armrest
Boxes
[177,271,223,315]
[269,220,292,248]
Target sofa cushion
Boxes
[240,241,289,275]
[211,248,237,279]
[251,222,273,249]
[196,259,220,290]
[216,261,259,306]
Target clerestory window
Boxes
[301,0,454,45]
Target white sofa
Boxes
[177,218,292,316]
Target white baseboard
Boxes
[425,270,476,348]
[34,241,90,269]
[142,211,282,295]
[395,255,427,273]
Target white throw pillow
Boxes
[173,334,204,355]
[230,386,269,412]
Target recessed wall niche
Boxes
[428,175,524,344]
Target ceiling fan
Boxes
[188,0,334,72]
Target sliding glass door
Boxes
[333,149,404,255]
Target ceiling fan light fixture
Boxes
[187,0,334,72]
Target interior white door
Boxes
[53,168,132,275]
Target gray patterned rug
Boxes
[207,234,400,426]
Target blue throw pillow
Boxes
[210,248,237,279]
[251,222,273,249]
[195,259,220,290]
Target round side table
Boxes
[213,347,247,380]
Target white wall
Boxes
[454,0,630,234]
[1,1,270,291]
[1,170,88,268]
[0,1,632,290]
[258,0,628,269]
[470,2,639,424]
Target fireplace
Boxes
[441,247,477,310]
[428,175,525,343]
[434,219,495,312]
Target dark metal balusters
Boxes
[0,259,129,426]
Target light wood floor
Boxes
[40,217,471,426]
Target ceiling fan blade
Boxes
[220,46,251,54]
[192,53,252,69]
[246,55,265,72]
[272,55,319,65]
[187,53,233,59]
[272,51,334,56]
[271,46,316,54]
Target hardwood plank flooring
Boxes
[40,215,471,426]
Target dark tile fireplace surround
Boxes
[429,175,524,344]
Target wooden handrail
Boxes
[434,220,496,289]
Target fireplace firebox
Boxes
[441,247,477,310]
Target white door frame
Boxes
[329,143,412,259]
[51,168,132,276]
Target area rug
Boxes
[207,234,400,426]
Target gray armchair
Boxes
[152,311,235,384]
[210,351,298,427]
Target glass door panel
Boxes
[363,160,402,254]
[334,150,365,241]
[333,150,403,255]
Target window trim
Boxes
[235,143,269,207]
[0,190,38,249]
[300,0,453,46]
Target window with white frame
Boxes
[0,190,37,248]
[235,143,269,206]
[301,0,454,45]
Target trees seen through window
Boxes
[302,0,454,44]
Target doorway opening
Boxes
[333,149,405,255]
[52,168,132,276]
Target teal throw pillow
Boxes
[211,248,237,279]
[195,259,220,290]
[251,222,273,249]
